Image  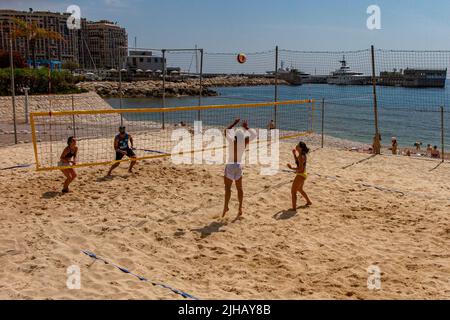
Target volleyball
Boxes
[237,53,247,64]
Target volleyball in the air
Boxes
[237,53,247,64]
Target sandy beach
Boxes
[0,133,449,300]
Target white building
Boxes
[126,50,164,72]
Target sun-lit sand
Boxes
[0,135,449,300]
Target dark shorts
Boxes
[116,148,136,160]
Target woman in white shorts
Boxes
[222,118,256,219]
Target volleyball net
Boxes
[30,99,315,171]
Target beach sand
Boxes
[0,137,449,300]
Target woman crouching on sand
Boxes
[59,136,78,193]
[288,141,312,210]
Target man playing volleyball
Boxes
[222,118,257,219]
[107,126,137,176]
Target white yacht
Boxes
[327,56,367,85]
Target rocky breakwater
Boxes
[203,76,288,87]
[77,76,288,98]
[77,79,217,98]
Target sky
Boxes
[1,0,450,52]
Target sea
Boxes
[105,84,450,149]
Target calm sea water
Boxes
[105,84,450,149]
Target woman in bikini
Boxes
[288,141,312,210]
[59,136,78,193]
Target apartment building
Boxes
[84,20,127,70]
[0,9,127,70]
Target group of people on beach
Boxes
[58,120,312,217]
[391,138,441,158]
[368,134,442,159]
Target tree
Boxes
[11,18,64,69]
[62,60,80,72]
[0,50,27,68]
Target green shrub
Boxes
[0,68,84,96]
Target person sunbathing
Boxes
[389,137,398,155]
[431,146,440,159]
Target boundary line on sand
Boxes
[81,250,199,300]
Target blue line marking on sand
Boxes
[0,164,32,170]
[142,149,170,155]
[81,250,198,300]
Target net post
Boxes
[9,37,18,144]
[162,49,166,129]
[274,46,279,128]
[311,99,315,132]
[30,114,40,170]
[198,48,203,121]
[371,45,380,155]
[441,106,445,162]
[118,47,123,127]
[321,98,325,148]
[71,94,76,137]
[24,87,29,124]
[48,103,53,166]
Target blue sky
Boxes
[2,0,450,51]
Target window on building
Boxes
[139,57,144,63]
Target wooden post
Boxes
[371,45,380,154]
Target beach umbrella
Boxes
[136,69,143,73]
[145,69,153,73]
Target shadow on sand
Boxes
[191,221,227,239]
[96,175,114,183]
[42,191,60,199]
[429,161,444,172]
[273,205,310,220]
